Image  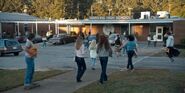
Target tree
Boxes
[31,0,65,19]
[0,0,26,13]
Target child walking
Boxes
[89,40,97,70]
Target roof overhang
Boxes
[0,18,184,25]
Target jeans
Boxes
[91,58,96,68]
[127,50,135,70]
[75,56,86,81]
[24,57,35,86]
[99,57,108,82]
[42,41,46,47]
[148,41,151,46]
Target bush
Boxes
[174,44,185,49]
[180,38,185,45]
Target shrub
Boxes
[180,38,185,45]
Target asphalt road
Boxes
[0,42,185,72]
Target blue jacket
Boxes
[125,41,136,51]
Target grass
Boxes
[153,49,185,57]
[0,69,67,92]
[74,69,185,93]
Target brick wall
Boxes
[173,20,185,44]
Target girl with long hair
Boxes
[89,40,97,70]
[74,37,86,82]
[120,35,137,71]
[97,35,112,84]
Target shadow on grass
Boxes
[0,69,68,92]
[74,69,185,93]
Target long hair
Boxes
[75,37,83,50]
[89,40,96,48]
[97,35,110,51]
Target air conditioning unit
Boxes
[140,11,150,19]
[157,11,170,19]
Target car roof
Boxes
[0,39,18,41]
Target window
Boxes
[0,40,4,47]
[5,40,18,47]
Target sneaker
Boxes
[120,68,125,71]
[77,80,82,83]
[24,84,40,90]
[99,80,103,84]
[32,83,40,87]
[169,58,174,62]
[130,69,135,72]
[24,86,31,90]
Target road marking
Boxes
[133,56,149,65]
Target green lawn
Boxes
[74,69,185,93]
[153,49,185,57]
[0,69,67,92]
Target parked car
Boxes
[15,36,27,43]
[0,39,23,56]
[33,35,43,43]
[48,34,75,45]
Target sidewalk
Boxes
[3,69,118,93]
[3,42,185,93]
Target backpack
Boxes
[115,37,121,45]
[172,48,180,57]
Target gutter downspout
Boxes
[17,22,20,36]
[55,20,58,34]
[90,22,92,34]
[36,21,38,36]
[128,23,131,35]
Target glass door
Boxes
[156,26,163,41]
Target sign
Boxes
[89,16,131,20]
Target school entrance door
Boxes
[156,26,163,41]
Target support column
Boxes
[31,24,34,33]
[35,22,38,36]
[48,24,51,31]
[90,23,92,33]
[57,24,59,34]
[55,23,57,34]
[17,22,20,36]
[67,25,71,34]
[128,23,131,35]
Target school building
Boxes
[0,12,185,44]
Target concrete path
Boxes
[3,69,117,93]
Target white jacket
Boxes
[166,36,174,47]
[75,44,85,57]
[89,45,97,58]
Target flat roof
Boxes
[0,12,45,21]
[0,12,184,24]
